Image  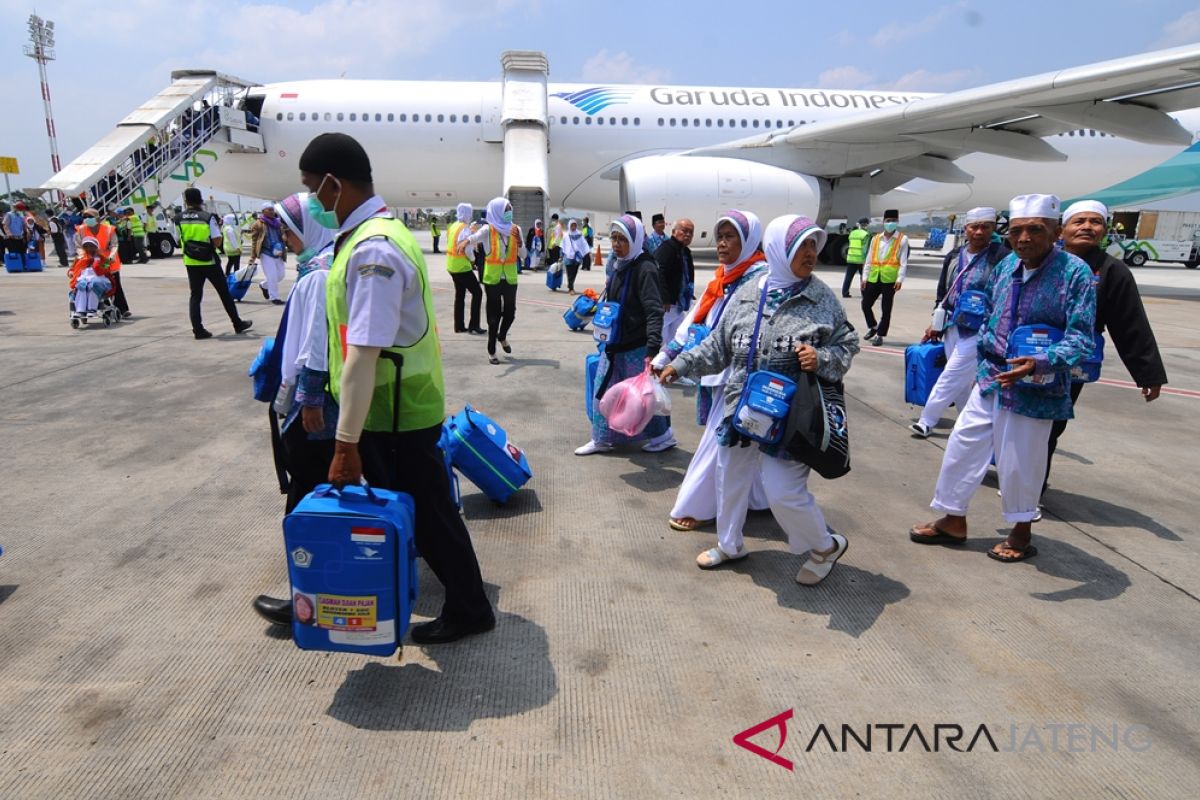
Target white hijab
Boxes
[764,215,826,290]
[455,202,472,223]
[716,209,763,266]
[485,196,512,237]
[610,214,646,270]
[275,191,335,384]
[275,191,335,259]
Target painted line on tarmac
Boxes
[857,345,1200,399]
[432,285,573,311]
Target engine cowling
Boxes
[618,156,830,246]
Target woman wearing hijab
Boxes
[576,214,676,455]
[462,197,526,364]
[561,219,590,295]
[525,218,544,270]
[253,193,340,625]
[251,201,287,305]
[273,191,338,512]
[446,202,484,334]
[661,215,859,584]
[651,210,771,531]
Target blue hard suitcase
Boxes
[23,251,43,272]
[585,352,600,421]
[227,262,258,302]
[563,294,597,330]
[444,405,532,504]
[905,342,947,406]
[4,252,23,273]
[437,422,463,511]
[546,266,563,291]
[283,483,418,657]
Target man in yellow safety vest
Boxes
[860,208,909,346]
[841,216,870,298]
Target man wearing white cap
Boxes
[250,201,288,304]
[909,194,1095,563]
[1041,200,1167,494]
[910,207,1009,437]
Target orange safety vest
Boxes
[866,233,903,283]
[76,222,123,272]
[482,226,520,285]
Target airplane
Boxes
[40,44,1200,256]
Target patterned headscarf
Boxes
[764,215,826,289]
[610,213,646,270]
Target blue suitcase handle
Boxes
[312,480,385,506]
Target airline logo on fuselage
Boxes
[551,87,634,115]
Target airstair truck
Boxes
[1107,209,1200,268]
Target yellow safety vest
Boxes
[846,227,869,265]
[482,226,520,285]
[866,233,905,283]
[445,221,473,273]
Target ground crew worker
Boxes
[125,207,149,263]
[144,203,159,257]
[463,197,527,365]
[76,208,131,318]
[860,208,908,346]
[178,187,253,339]
[253,132,494,644]
[430,216,441,253]
[841,217,870,298]
[446,202,484,334]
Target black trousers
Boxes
[581,251,592,271]
[546,245,561,267]
[110,271,130,315]
[187,263,242,333]
[841,262,863,296]
[1042,381,1085,495]
[225,252,241,277]
[450,270,482,331]
[432,234,440,253]
[281,419,337,514]
[565,259,580,291]
[4,236,25,257]
[861,280,897,336]
[484,280,517,355]
[51,233,68,266]
[360,424,492,624]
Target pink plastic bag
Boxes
[598,364,658,436]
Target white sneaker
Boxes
[909,422,932,438]
[574,440,614,456]
[1031,506,1043,523]
[641,431,678,452]
[795,534,848,585]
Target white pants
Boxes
[931,386,1051,523]
[715,442,833,557]
[672,393,768,522]
[258,254,286,300]
[663,305,686,349]
[918,326,979,429]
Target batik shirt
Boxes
[646,231,668,254]
[975,247,1096,420]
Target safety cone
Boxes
[594,240,603,264]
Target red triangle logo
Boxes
[732,708,794,771]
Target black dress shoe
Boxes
[253,595,293,625]
[271,299,285,306]
[468,327,486,335]
[454,326,467,333]
[410,614,495,644]
[260,285,269,300]
[234,319,253,334]
[194,329,213,340]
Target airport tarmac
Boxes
[1,238,1197,799]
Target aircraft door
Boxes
[481,89,502,143]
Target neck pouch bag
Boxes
[1003,265,1066,388]
[593,265,634,346]
[731,281,798,445]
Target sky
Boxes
[1,0,1199,203]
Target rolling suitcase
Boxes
[4,252,24,273]
[227,261,259,302]
[437,422,463,511]
[283,483,418,657]
[23,251,43,272]
[545,264,563,291]
[904,342,947,406]
[444,405,532,504]
[563,294,597,331]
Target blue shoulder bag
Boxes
[592,265,633,345]
[731,281,798,445]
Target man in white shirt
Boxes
[860,208,909,346]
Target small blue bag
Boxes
[1006,324,1065,388]
[593,268,633,345]
[1071,332,1105,383]
[731,281,797,445]
[683,323,711,351]
[951,288,989,331]
[248,337,280,402]
[585,352,600,421]
[283,483,418,657]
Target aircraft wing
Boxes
[683,44,1200,190]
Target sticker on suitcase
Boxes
[314,593,379,632]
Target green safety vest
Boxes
[846,227,869,264]
[326,217,446,433]
[866,233,905,283]
[179,208,219,267]
[445,221,474,273]
[127,214,145,236]
[482,226,520,285]
[223,225,241,256]
[145,214,158,234]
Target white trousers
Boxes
[258,254,286,300]
[715,442,833,557]
[671,393,768,522]
[663,305,686,349]
[918,326,979,429]
[931,385,1051,523]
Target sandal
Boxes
[795,534,848,585]
[696,546,747,569]
[988,541,1038,563]
[909,523,967,545]
[669,516,711,531]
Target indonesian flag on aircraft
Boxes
[281,92,299,100]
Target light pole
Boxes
[24,14,63,201]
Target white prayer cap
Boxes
[1008,194,1060,220]
[1062,200,1109,225]
[261,201,274,211]
[964,207,997,224]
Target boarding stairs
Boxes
[34,70,264,213]
[499,51,550,256]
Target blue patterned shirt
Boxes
[646,231,668,254]
[975,248,1096,420]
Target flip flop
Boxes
[909,524,967,545]
[669,517,710,531]
[987,543,1039,563]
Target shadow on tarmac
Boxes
[1044,489,1182,542]
[961,534,1133,602]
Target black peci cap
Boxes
[883,209,899,220]
[183,187,203,205]
[299,133,372,182]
